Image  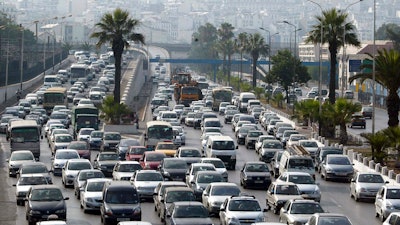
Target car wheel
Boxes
[354,193,359,202]
[273,205,279,214]
[381,211,386,222]
[243,181,247,189]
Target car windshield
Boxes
[120,139,140,147]
[245,164,269,172]
[79,171,104,180]
[68,162,91,170]
[56,135,72,143]
[288,175,315,184]
[86,181,106,192]
[203,160,225,168]
[19,176,48,185]
[165,191,194,203]
[91,132,103,138]
[11,153,34,161]
[146,154,165,161]
[387,189,400,199]
[300,141,318,147]
[80,129,93,135]
[211,141,235,150]
[275,185,299,195]
[99,154,119,161]
[21,165,48,174]
[129,147,146,155]
[318,217,352,225]
[136,172,163,181]
[180,149,201,157]
[69,143,87,150]
[263,142,283,149]
[173,205,208,218]
[30,189,63,201]
[119,164,142,172]
[56,152,79,159]
[211,186,240,196]
[327,157,351,165]
[164,160,187,169]
[106,191,139,204]
[157,143,175,149]
[288,159,314,169]
[358,174,384,183]
[290,203,324,214]
[197,174,222,183]
[228,200,261,211]
[104,133,121,140]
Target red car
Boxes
[125,146,147,161]
[68,141,91,160]
[139,151,166,170]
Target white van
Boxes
[205,135,237,170]
[238,92,256,113]
[43,75,60,87]
[279,145,315,179]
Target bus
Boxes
[43,87,67,114]
[70,63,92,84]
[145,121,173,150]
[211,88,233,111]
[8,120,42,160]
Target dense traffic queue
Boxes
[3,52,399,225]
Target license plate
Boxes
[255,180,264,183]
[117,218,130,221]
[337,172,347,176]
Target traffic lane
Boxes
[347,107,390,135]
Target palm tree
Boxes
[244,33,269,88]
[90,8,144,104]
[349,49,400,127]
[331,98,361,144]
[217,23,235,81]
[306,8,360,104]
[361,131,389,164]
[293,99,319,126]
[234,32,249,91]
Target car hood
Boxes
[134,181,160,188]
[114,172,135,178]
[107,203,140,212]
[16,185,34,194]
[30,200,65,210]
[82,191,102,199]
[387,199,400,206]
[209,195,231,203]
[245,172,270,177]
[327,164,353,172]
[164,168,187,174]
[65,170,80,177]
[356,182,385,190]
[98,160,118,166]
[273,194,302,201]
[229,211,264,220]
[172,217,213,225]
[182,157,201,164]
[296,184,319,193]
[287,214,313,223]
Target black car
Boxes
[158,158,188,181]
[361,106,373,119]
[240,161,271,189]
[93,152,120,177]
[25,185,69,225]
[349,114,366,129]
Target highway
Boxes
[0,47,388,225]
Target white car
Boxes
[286,134,308,148]
[131,170,164,200]
[202,182,241,215]
[50,133,73,154]
[62,159,93,188]
[80,178,111,213]
[77,128,95,141]
[51,149,80,176]
[200,158,229,182]
[185,163,216,185]
[112,161,143,181]
[13,174,48,205]
[7,150,35,177]
[219,195,266,225]
[350,171,387,202]
[77,98,95,107]
[276,172,321,202]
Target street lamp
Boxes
[372,0,376,134]
[259,27,279,75]
[306,0,324,136]
[340,0,363,97]
[19,24,24,91]
[283,21,299,57]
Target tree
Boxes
[349,49,400,127]
[244,33,269,88]
[270,50,310,102]
[331,98,361,144]
[90,8,144,105]
[376,23,400,51]
[234,32,249,91]
[189,23,218,73]
[306,8,360,104]
[99,96,132,124]
[360,132,389,164]
[293,99,319,126]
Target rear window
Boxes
[105,189,139,204]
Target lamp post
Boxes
[283,21,298,57]
[259,27,279,75]
[307,0,324,136]
[340,0,363,97]
[19,24,24,91]
[372,0,376,134]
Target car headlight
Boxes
[227,217,240,225]
[255,214,264,222]
[245,176,253,180]
[30,210,41,215]
[386,203,394,210]
[221,171,228,178]
[67,175,74,178]
[85,197,94,202]
[105,207,113,216]
[359,187,367,192]
[163,171,170,177]
[55,209,66,214]
[133,207,141,215]
[211,201,222,206]
[231,155,236,159]
[325,167,332,172]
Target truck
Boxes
[171,73,202,106]
[71,105,99,138]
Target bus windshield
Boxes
[213,90,232,101]
[12,128,39,142]
[147,125,173,139]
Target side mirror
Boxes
[263,208,268,212]
[41,135,43,139]
[351,178,356,182]
[236,146,238,149]
[281,209,287,214]
[64,197,70,200]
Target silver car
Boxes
[131,170,164,200]
[61,159,93,187]
[80,178,111,212]
[279,199,325,225]
[277,172,321,202]
[13,174,48,206]
[350,171,387,201]
[51,149,80,176]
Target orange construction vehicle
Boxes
[172,73,202,106]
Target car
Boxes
[140,151,167,170]
[158,158,188,181]
[13,174,49,206]
[116,138,141,160]
[51,149,80,176]
[219,194,267,225]
[49,111,69,128]
[160,186,196,222]
[279,199,325,225]
[130,170,164,201]
[101,132,122,152]
[298,140,321,158]
[349,113,366,129]
[175,147,202,165]
[48,128,69,145]
[25,185,69,225]
[199,158,229,182]
[383,212,400,225]
[125,146,148,161]
[88,130,104,150]
[100,181,141,224]
[7,150,35,177]
[320,154,354,182]
[305,213,353,225]
[189,171,223,201]
[93,152,120,177]
[245,130,264,149]
[61,159,93,188]
[68,141,91,160]
[344,90,354,99]
[184,112,196,126]
[240,161,271,189]
[361,106,373,119]
[165,201,213,225]
[73,169,105,199]
[224,109,239,124]
[259,140,284,163]
[266,181,303,214]
[375,185,400,221]
[17,162,52,184]
[277,172,321,202]
[255,135,276,153]
[50,133,73,154]
[155,141,177,157]
[77,128,95,142]
[112,160,142,182]
[80,178,112,213]
[270,151,285,178]
[350,171,388,202]
[286,134,308,148]
[202,182,241,215]
[314,147,343,172]
[153,181,188,216]
[185,163,216,185]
